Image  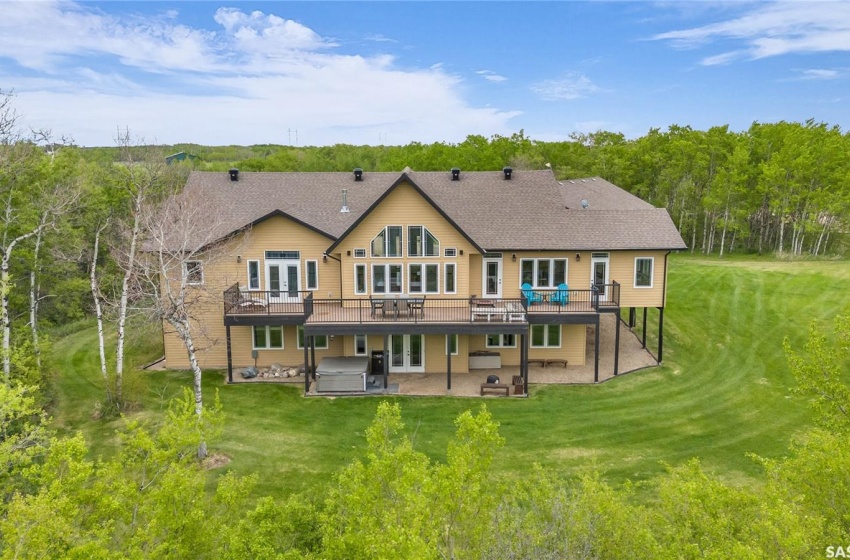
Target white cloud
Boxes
[364,34,397,43]
[0,1,521,145]
[476,70,508,82]
[530,73,600,101]
[653,2,850,65]
[796,68,842,80]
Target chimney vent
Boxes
[229,168,239,182]
[503,167,513,180]
[580,199,589,209]
[353,168,363,181]
[451,167,460,181]
[341,189,350,213]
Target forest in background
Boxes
[83,121,850,258]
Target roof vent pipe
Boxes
[353,168,363,181]
[451,167,460,181]
[229,168,239,182]
[503,167,513,180]
[341,189,350,213]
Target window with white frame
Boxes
[520,258,567,288]
[253,326,283,349]
[531,325,561,348]
[247,260,260,290]
[444,263,456,294]
[408,225,440,257]
[306,260,318,290]
[372,264,403,294]
[408,263,439,293]
[444,248,457,258]
[486,334,516,348]
[297,326,328,349]
[446,334,458,355]
[371,226,403,257]
[354,334,368,356]
[184,260,204,285]
[354,264,367,294]
[634,257,654,288]
[353,248,366,258]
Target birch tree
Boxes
[136,182,243,458]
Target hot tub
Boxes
[315,356,370,392]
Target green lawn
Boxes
[49,255,850,498]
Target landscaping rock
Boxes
[240,366,258,379]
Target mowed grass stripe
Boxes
[48,255,849,497]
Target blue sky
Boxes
[1,1,848,146]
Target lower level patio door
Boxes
[266,260,301,302]
[389,335,424,373]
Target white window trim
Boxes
[530,325,562,348]
[353,248,367,258]
[184,260,204,285]
[634,257,654,289]
[297,326,328,350]
[253,325,284,350]
[371,226,404,258]
[247,260,261,290]
[486,334,517,348]
[354,334,368,356]
[446,334,458,356]
[444,263,457,294]
[371,263,404,295]
[354,263,367,295]
[408,263,440,294]
[305,259,319,291]
[444,248,457,258]
[519,258,568,289]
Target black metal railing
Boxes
[223,283,313,317]
[306,296,528,324]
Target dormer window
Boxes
[371,226,402,257]
[408,225,439,257]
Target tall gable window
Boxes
[408,226,439,257]
[520,258,567,288]
[371,226,402,257]
[634,257,654,288]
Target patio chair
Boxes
[238,286,267,308]
[521,283,543,305]
[370,296,385,318]
[407,295,426,318]
[550,283,569,306]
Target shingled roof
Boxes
[180,169,686,252]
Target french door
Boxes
[590,253,610,301]
[389,335,424,373]
[482,256,502,298]
[266,260,301,302]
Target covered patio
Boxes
[230,314,657,396]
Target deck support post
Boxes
[614,309,621,376]
[657,306,664,363]
[383,335,389,389]
[310,337,317,380]
[446,337,452,391]
[628,307,636,328]
[521,332,528,395]
[303,338,310,394]
[641,307,647,348]
[225,324,233,384]
[594,320,600,383]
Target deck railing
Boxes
[223,282,621,323]
[306,296,528,324]
[223,283,313,317]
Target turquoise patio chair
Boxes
[550,282,569,306]
[521,283,543,305]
